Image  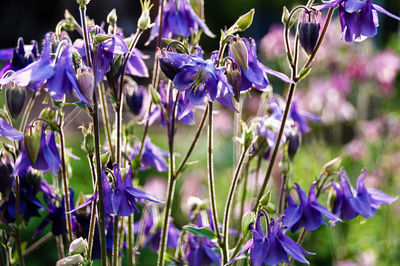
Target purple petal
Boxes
[0,118,23,140]
[226,239,253,265]
[260,64,293,83]
[279,234,314,264]
[372,4,400,20]
[345,0,366,13]
[0,49,13,61]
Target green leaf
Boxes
[298,67,312,80]
[183,225,217,240]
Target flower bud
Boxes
[39,107,59,131]
[125,84,144,115]
[24,125,41,165]
[76,0,90,6]
[287,131,301,161]
[80,124,95,156]
[226,61,242,102]
[299,10,320,55]
[230,37,249,70]
[241,211,256,236]
[322,155,343,175]
[64,10,76,31]
[233,9,255,32]
[6,84,26,120]
[107,9,118,24]
[260,190,271,207]
[138,0,154,30]
[56,254,84,266]
[77,67,94,104]
[0,154,13,200]
[149,85,161,105]
[68,237,88,255]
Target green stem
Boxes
[112,216,119,266]
[128,215,134,266]
[99,83,115,163]
[237,161,249,241]
[14,176,24,266]
[223,148,247,260]
[19,90,37,132]
[87,155,98,260]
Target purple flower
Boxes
[316,0,400,42]
[290,100,321,134]
[0,118,24,141]
[35,188,75,237]
[47,43,89,104]
[331,168,397,220]
[14,125,61,176]
[102,164,161,216]
[0,33,54,88]
[283,183,340,232]
[160,49,234,106]
[229,212,314,266]
[229,38,292,92]
[131,137,169,172]
[146,0,214,45]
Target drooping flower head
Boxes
[315,0,400,42]
[130,136,169,172]
[229,211,314,266]
[331,168,397,220]
[146,0,215,45]
[102,164,161,216]
[283,182,340,232]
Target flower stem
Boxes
[87,155,98,260]
[128,214,134,266]
[99,83,115,163]
[112,216,119,266]
[223,148,247,260]
[59,116,73,244]
[278,174,289,214]
[19,90,38,132]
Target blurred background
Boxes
[1,0,400,265]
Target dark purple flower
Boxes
[0,154,13,200]
[146,0,215,45]
[14,125,61,176]
[102,164,161,216]
[331,168,397,220]
[47,43,89,104]
[35,188,75,237]
[229,38,292,93]
[0,33,54,88]
[283,182,340,232]
[229,212,314,266]
[316,0,400,42]
[131,137,169,172]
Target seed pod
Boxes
[226,61,242,102]
[233,9,255,32]
[299,10,320,55]
[69,237,88,255]
[6,84,26,120]
[24,125,41,166]
[230,37,249,70]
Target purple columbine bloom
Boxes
[134,207,180,252]
[283,182,340,232]
[160,48,235,107]
[315,0,400,42]
[331,168,397,220]
[47,43,89,104]
[146,0,215,45]
[290,100,321,134]
[229,37,292,92]
[13,125,61,176]
[35,188,75,237]
[102,164,161,216]
[131,137,169,172]
[0,33,54,89]
[146,80,195,126]
[229,211,314,266]
[0,118,24,141]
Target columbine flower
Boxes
[0,117,24,141]
[102,164,161,216]
[13,124,61,176]
[283,182,340,232]
[228,211,314,266]
[290,100,321,134]
[229,37,292,93]
[146,0,215,45]
[315,0,400,42]
[131,137,169,172]
[331,168,397,220]
[160,48,234,106]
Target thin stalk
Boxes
[118,217,124,264]
[14,176,24,266]
[128,215,134,266]
[79,4,107,264]
[222,148,247,258]
[87,155,98,260]
[99,83,115,162]
[23,232,52,258]
[174,105,209,179]
[112,216,119,266]
[157,91,179,266]
[278,174,288,214]
[237,161,249,240]
[19,90,37,132]
[56,235,64,259]
[206,102,226,263]
[59,117,73,243]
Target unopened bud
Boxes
[56,254,84,266]
[150,85,161,105]
[241,211,256,236]
[107,9,118,24]
[260,190,271,207]
[125,84,144,115]
[77,67,94,103]
[287,131,301,161]
[0,154,13,200]
[233,9,255,32]
[69,237,88,255]
[322,155,343,175]
[80,123,95,156]
[226,61,242,102]
[76,0,90,6]
[39,107,58,130]
[230,37,249,70]
[24,125,41,165]
[6,84,26,120]
[299,10,320,55]
[138,0,154,30]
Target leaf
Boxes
[183,225,217,240]
[298,67,312,80]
